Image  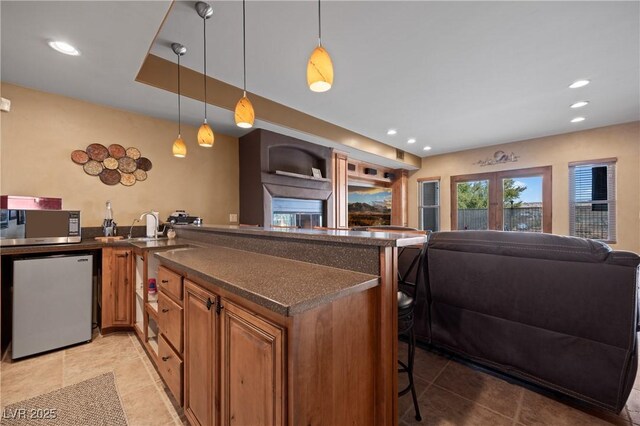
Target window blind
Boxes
[569,160,616,241]
[419,180,440,231]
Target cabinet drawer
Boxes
[158,334,183,404]
[158,292,183,353]
[158,266,183,301]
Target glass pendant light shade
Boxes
[197,122,214,147]
[172,136,187,158]
[235,95,255,128]
[307,45,333,92]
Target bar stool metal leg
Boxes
[398,321,422,421]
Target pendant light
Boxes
[307,0,333,92]
[196,2,215,147]
[234,0,255,128]
[171,43,187,158]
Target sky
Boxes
[512,177,542,203]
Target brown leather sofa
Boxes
[401,230,640,412]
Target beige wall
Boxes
[408,122,640,253]
[0,83,239,228]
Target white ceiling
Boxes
[2,1,639,165]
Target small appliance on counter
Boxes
[166,210,202,225]
[1,195,81,246]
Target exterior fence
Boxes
[457,207,543,232]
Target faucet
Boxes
[127,218,140,239]
[139,211,159,239]
[127,212,160,239]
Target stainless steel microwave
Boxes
[0,210,81,246]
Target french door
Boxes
[450,166,552,233]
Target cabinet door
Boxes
[102,247,133,328]
[220,299,284,426]
[184,280,217,426]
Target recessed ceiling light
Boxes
[571,117,585,123]
[48,41,80,56]
[387,129,397,136]
[407,138,416,144]
[569,80,589,89]
[423,146,432,151]
[570,101,589,108]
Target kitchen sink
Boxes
[126,237,168,242]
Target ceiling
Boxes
[2,1,639,165]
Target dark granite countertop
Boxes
[155,245,379,316]
[175,224,427,247]
[0,237,192,256]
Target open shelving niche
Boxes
[134,254,145,337]
[133,250,162,362]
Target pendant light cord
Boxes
[177,53,181,136]
[203,16,208,122]
[242,0,247,95]
[318,0,322,46]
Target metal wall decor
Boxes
[474,150,519,167]
[71,144,152,186]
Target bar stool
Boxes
[398,242,427,422]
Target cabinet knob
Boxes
[161,308,169,313]
[161,356,170,362]
[161,279,169,283]
[206,298,213,310]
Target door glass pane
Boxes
[457,180,489,230]
[502,176,543,232]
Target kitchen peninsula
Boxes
[0,224,426,426]
[159,224,426,426]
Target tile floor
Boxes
[398,342,640,426]
[2,332,639,425]
[0,331,184,425]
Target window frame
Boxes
[418,177,440,231]
[568,158,617,243]
[450,166,552,233]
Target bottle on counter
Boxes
[103,201,116,236]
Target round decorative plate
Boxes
[125,147,141,160]
[118,157,137,173]
[83,160,103,176]
[71,150,89,164]
[103,157,119,170]
[108,144,126,159]
[133,169,147,181]
[120,173,136,186]
[99,169,121,185]
[136,157,152,171]
[86,144,109,161]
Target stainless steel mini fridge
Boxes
[12,254,93,359]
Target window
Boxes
[419,179,440,231]
[450,166,552,233]
[569,159,616,242]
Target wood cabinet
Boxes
[158,333,183,403]
[158,292,183,353]
[220,299,284,426]
[184,281,218,426]
[158,266,183,301]
[183,283,284,426]
[162,264,378,426]
[101,247,133,330]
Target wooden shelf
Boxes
[147,335,158,356]
[134,322,144,338]
[146,301,159,320]
[274,170,330,182]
